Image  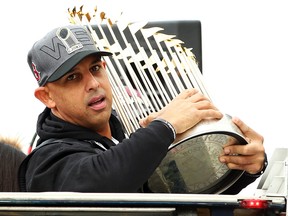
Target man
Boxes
[19,25,266,193]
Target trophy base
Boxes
[145,114,248,194]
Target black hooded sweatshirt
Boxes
[19,107,262,194]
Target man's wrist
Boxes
[245,153,268,177]
[153,118,176,140]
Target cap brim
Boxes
[47,50,112,84]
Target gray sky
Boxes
[1,0,287,194]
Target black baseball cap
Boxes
[28,25,112,86]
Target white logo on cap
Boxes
[56,27,83,54]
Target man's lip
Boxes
[88,95,104,106]
[88,95,107,110]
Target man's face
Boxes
[45,54,113,134]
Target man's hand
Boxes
[139,88,223,134]
[219,117,265,174]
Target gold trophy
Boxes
[69,6,247,194]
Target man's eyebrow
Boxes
[92,57,102,63]
[66,69,75,75]
[66,57,102,74]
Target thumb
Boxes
[139,112,159,128]
[139,117,148,128]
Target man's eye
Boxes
[67,74,78,81]
[91,65,100,73]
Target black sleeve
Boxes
[24,121,175,192]
[220,153,268,195]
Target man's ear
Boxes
[102,61,107,68]
[34,87,55,108]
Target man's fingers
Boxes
[219,152,265,174]
[232,117,264,143]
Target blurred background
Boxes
[1,0,287,194]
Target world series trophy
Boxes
[68,5,247,194]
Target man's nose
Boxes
[85,73,100,91]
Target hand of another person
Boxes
[139,88,223,134]
[219,117,265,174]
